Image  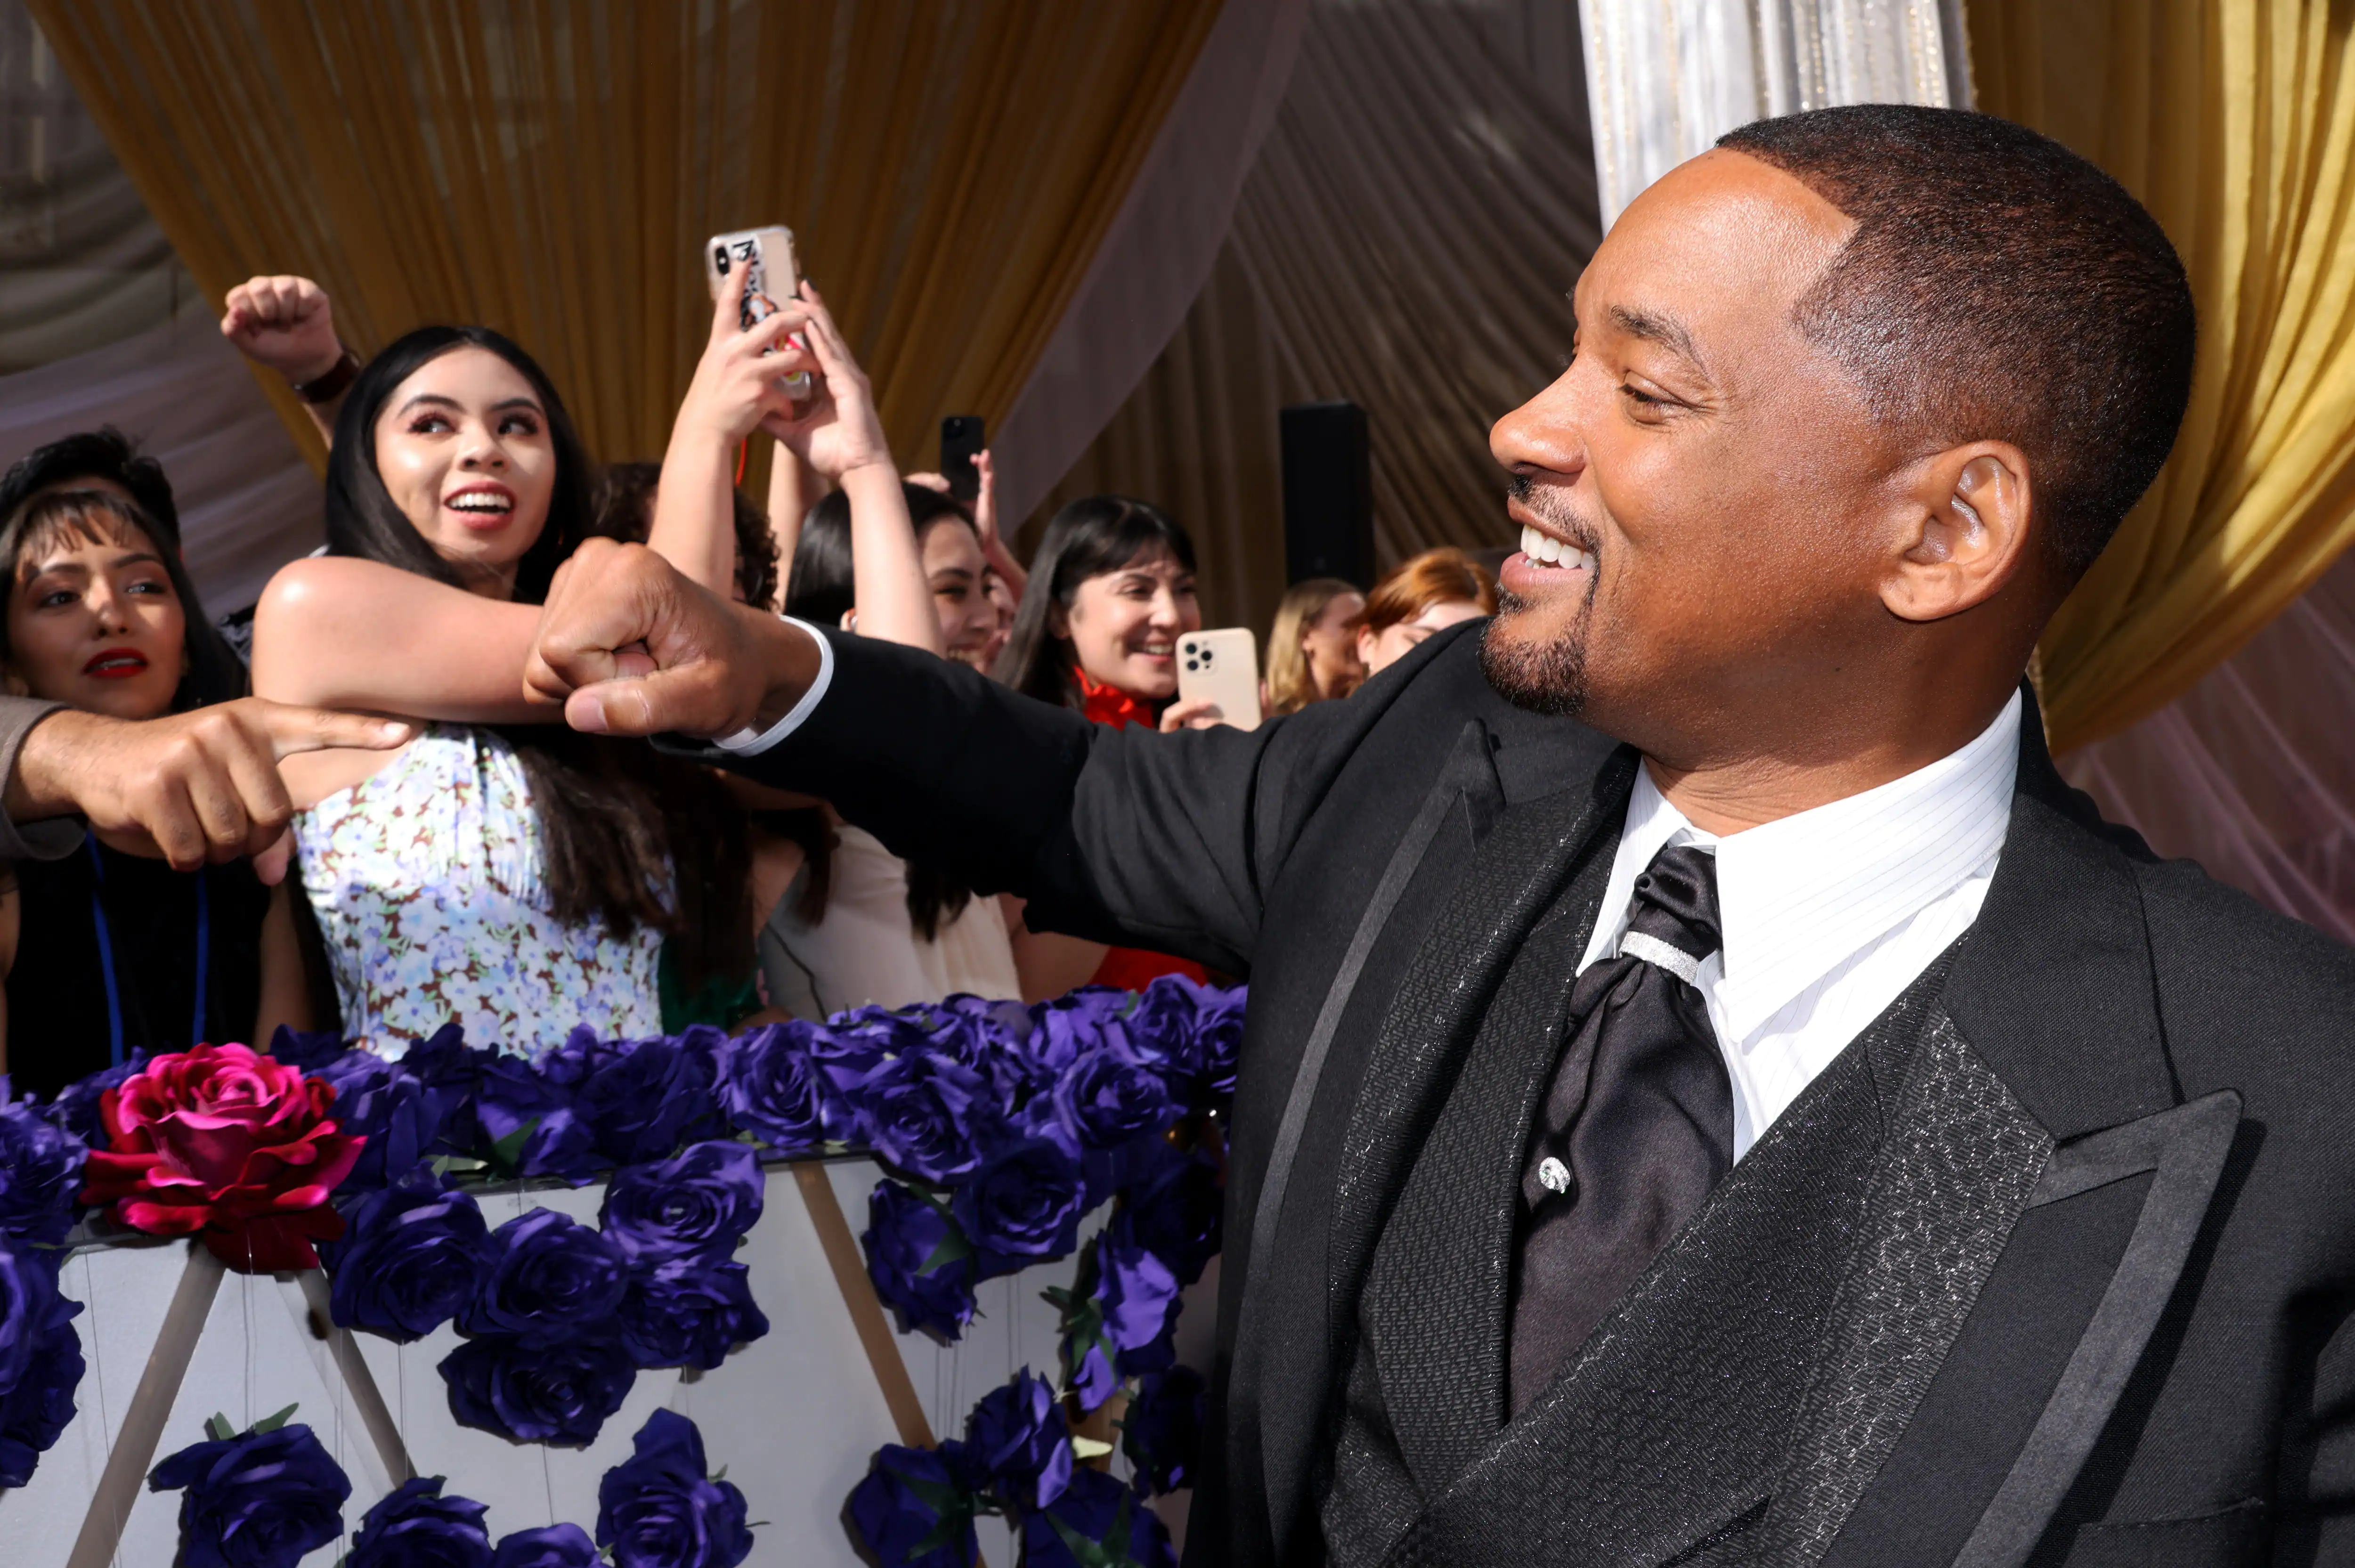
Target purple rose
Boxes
[491,1523,600,1568]
[43,1052,145,1148]
[0,1242,81,1487]
[841,1049,1002,1185]
[595,1408,754,1568]
[951,1137,1086,1280]
[539,1028,721,1167]
[1025,989,1132,1081]
[715,1021,847,1153]
[0,1082,86,1246]
[861,1180,977,1340]
[472,1056,600,1182]
[1022,1464,1175,1568]
[440,1333,634,1446]
[265,1024,349,1073]
[599,1141,763,1265]
[307,1052,441,1193]
[399,1024,497,1157]
[1120,1365,1208,1496]
[846,1441,982,1568]
[147,1421,350,1568]
[1112,1142,1223,1288]
[321,1164,492,1342]
[618,1257,769,1370]
[1127,976,1245,1108]
[1067,1339,1117,1412]
[1048,1043,1174,1154]
[1099,1237,1181,1376]
[348,1475,493,1568]
[461,1208,626,1342]
[964,1368,1072,1511]
[922,996,1038,1102]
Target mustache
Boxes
[1504,473,1602,553]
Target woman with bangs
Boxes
[0,488,311,1095]
[244,317,751,1056]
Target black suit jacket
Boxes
[709,621,2355,1567]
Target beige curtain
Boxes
[27,0,1223,479]
[1972,0,2355,752]
[1030,0,1599,636]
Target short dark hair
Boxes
[992,495,1195,709]
[587,460,780,610]
[1717,105,2194,574]
[0,427,184,551]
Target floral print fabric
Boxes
[294,726,663,1056]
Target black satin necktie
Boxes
[1508,841,1735,1414]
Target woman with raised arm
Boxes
[245,306,759,1055]
[648,275,1031,1016]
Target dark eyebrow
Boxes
[112,552,166,570]
[394,393,546,417]
[1606,303,1705,369]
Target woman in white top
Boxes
[650,276,1025,1018]
[238,292,757,1054]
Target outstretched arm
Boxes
[253,556,546,722]
[527,542,1349,972]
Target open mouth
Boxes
[1518,523,1596,574]
[83,647,148,678]
[444,483,517,524]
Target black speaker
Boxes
[1280,400,1374,588]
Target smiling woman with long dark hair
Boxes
[0,486,312,1094]
[248,322,748,1055]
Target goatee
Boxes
[1479,587,1590,717]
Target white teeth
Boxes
[449,494,512,513]
[1520,523,1592,571]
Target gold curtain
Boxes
[1031,0,1598,635]
[26,0,1222,482]
[1973,0,2355,751]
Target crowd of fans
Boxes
[0,267,1501,1096]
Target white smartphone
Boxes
[1176,629,1264,730]
[703,226,812,399]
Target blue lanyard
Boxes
[85,836,210,1067]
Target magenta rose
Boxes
[80,1042,364,1271]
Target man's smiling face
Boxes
[1481,149,1923,764]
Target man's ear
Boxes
[1881,442,2035,623]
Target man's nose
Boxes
[1492,372,1588,481]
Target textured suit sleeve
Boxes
[0,698,80,863]
[692,629,1381,975]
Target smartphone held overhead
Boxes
[1177,629,1263,730]
[705,225,812,399]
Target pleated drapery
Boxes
[25,0,1224,477]
[1030,0,1599,635]
[1972,0,2355,752]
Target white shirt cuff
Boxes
[712,616,834,756]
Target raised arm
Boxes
[765,439,826,604]
[252,556,545,721]
[221,275,356,445]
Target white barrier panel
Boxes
[0,1157,1124,1568]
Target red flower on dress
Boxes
[79,1042,364,1271]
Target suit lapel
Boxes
[1248,747,1632,1553]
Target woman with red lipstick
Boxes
[991,496,1213,994]
[0,488,313,1096]
[248,323,751,1056]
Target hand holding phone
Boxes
[1175,629,1264,730]
[705,227,812,400]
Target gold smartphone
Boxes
[703,226,812,399]
[1176,629,1264,730]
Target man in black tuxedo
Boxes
[531,106,2355,1565]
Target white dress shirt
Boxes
[1580,691,2022,1159]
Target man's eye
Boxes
[1621,384,1662,406]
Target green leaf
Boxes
[205,1413,235,1443]
[251,1403,299,1435]
[488,1116,542,1176]
[1044,1510,1121,1568]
